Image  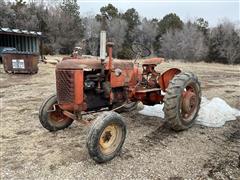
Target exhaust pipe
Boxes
[100,31,106,61]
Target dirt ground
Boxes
[1,57,240,179]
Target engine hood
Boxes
[56,58,103,70]
[56,58,134,70]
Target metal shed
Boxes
[0,27,42,53]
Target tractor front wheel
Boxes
[39,94,73,131]
[163,72,201,131]
[87,112,126,163]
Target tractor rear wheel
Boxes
[87,112,126,163]
[163,72,201,131]
[39,94,73,131]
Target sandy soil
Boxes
[0,57,240,179]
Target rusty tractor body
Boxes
[39,42,201,163]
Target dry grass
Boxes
[0,57,240,179]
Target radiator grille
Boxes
[56,70,75,103]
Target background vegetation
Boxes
[0,0,239,64]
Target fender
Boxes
[158,68,181,92]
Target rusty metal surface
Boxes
[74,70,84,105]
[55,54,180,113]
[63,111,90,125]
[135,88,161,93]
[48,105,72,127]
[159,68,181,91]
[111,69,135,88]
[181,83,199,122]
[59,103,76,111]
[57,58,134,70]
[56,69,84,111]
[107,44,113,75]
[142,57,164,65]
[56,70,75,103]
[182,91,197,114]
[57,58,102,70]
[109,60,134,70]
[2,52,39,74]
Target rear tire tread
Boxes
[163,72,201,131]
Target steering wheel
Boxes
[131,42,151,58]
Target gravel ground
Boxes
[1,58,240,179]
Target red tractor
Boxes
[39,42,201,163]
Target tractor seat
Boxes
[142,57,164,65]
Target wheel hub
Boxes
[100,125,117,149]
[182,91,197,114]
[99,124,121,155]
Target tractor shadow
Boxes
[121,111,179,158]
[136,122,178,153]
[138,123,176,148]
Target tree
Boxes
[0,0,13,27]
[122,8,140,31]
[95,4,129,58]
[107,18,128,57]
[82,15,101,56]
[95,3,119,25]
[1,0,239,63]
[0,0,46,31]
[54,0,84,54]
[160,23,208,61]
[12,0,26,10]
[116,8,140,59]
[61,0,80,18]
[158,13,183,35]
[193,17,210,56]
[10,0,28,29]
[134,18,158,52]
[154,13,183,55]
[194,18,209,35]
[101,3,118,18]
[209,21,240,64]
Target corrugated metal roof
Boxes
[0,27,42,36]
[2,51,39,55]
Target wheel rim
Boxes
[99,123,123,155]
[181,83,199,122]
[48,104,71,127]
